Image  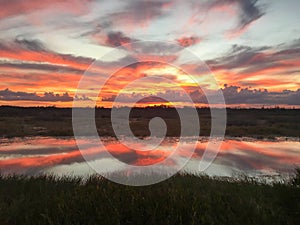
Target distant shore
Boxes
[0,106,299,138]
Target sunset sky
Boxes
[0,0,299,107]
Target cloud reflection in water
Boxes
[0,137,299,177]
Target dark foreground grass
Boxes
[0,173,299,225]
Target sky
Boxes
[0,0,299,107]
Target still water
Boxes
[0,137,299,179]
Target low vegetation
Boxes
[0,106,299,138]
[0,172,299,225]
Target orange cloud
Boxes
[0,42,93,72]
[177,36,202,47]
[0,0,91,19]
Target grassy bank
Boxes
[0,106,299,138]
[0,173,299,225]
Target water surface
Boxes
[0,137,299,178]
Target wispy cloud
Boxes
[205,0,265,37]
[0,0,298,107]
[106,0,173,30]
[205,39,300,90]
[0,38,94,70]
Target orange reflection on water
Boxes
[0,137,299,176]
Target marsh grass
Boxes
[0,106,299,138]
[0,172,299,225]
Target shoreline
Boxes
[1,135,299,142]
[1,107,299,138]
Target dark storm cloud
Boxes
[102,85,300,106]
[0,88,73,102]
[189,85,300,106]
[102,90,189,103]
[220,85,300,105]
